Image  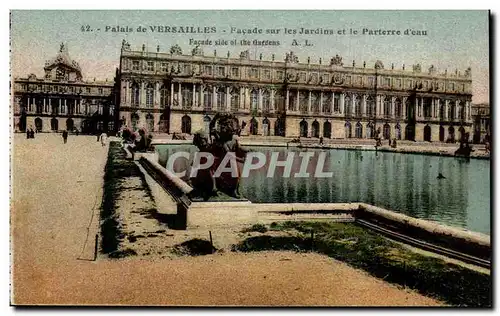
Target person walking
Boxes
[100,132,108,147]
[62,130,68,144]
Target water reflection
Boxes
[157,145,490,234]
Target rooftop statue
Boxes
[413,63,422,73]
[285,51,299,63]
[170,44,182,55]
[374,60,384,69]
[330,54,343,66]
[239,50,250,60]
[191,45,203,56]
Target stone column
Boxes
[259,88,263,111]
[59,99,62,115]
[211,86,216,110]
[444,100,449,120]
[351,95,356,116]
[43,98,46,113]
[362,94,367,116]
[271,89,275,112]
[308,90,312,113]
[402,97,407,118]
[154,81,160,108]
[286,89,290,111]
[193,84,197,108]
[200,85,205,108]
[239,87,244,110]
[140,81,146,107]
[170,82,174,106]
[63,99,67,115]
[391,96,396,118]
[340,93,344,115]
[331,92,335,114]
[178,82,182,108]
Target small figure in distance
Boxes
[437,173,446,179]
[62,130,68,144]
[100,131,108,147]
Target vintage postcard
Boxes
[10,10,491,307]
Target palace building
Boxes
[13,41,474,142]
[12,43,117,134]
[117,41,473,142]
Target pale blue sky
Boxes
[10,10,489,103]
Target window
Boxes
[264,70,271,80]
[449,82,455,91]
[231,67,239,77]
[262,90,271,111]
[132,61,140,71]
[98,88,103,94]
[299,72,306,82]
[161,62,168,72]
[310,73,318,83]
[184,64,192,74]
[69,86,74,93]
[407,80,413,89]
[276,70,284,80]
[203,87,212,110]
[423,81,428,90]
[147,62,154,71]
[334,94,340,112]
[397,78,402,88]
[322,74,329,83]
[357,76,363,85]
[86,87,91,94]
[250,68,258,78]
[368,77,375,87]
[146,84,154,107]
[231,88,240,110]
[216,88,226,110]
[217,66,225,77]
[204,65,212,75]
[345,76,351,85]
[384,77,391,87]
[251,89,259,110]
[131,82,140,106]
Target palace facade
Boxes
[117,41,473,142]
[12,43,117,134]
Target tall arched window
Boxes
[354,95,362,116]
[299,91,308,113]
[344,95,352,114]
[131,82,140,106]
[366,96,375,116]
[383,97,391,117]
[274,91,284,112]
[311,92,320,114]
[333,94,340,113]
[288,92,296,111]
[322,94,331,113]
[459,101,466,120]
[355,122,363,138]
[250,89,259,111]
[262,90,271,112]
[299,119,308,137]
[230,88,240,111]
[160,85,169,108]
[203,87,212,110]
[146,83,154,107]
[182,87,193,109]
[345,121,352,138]
[216,87,226,111]
[449,101,456,120]
[395,98,402,117]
